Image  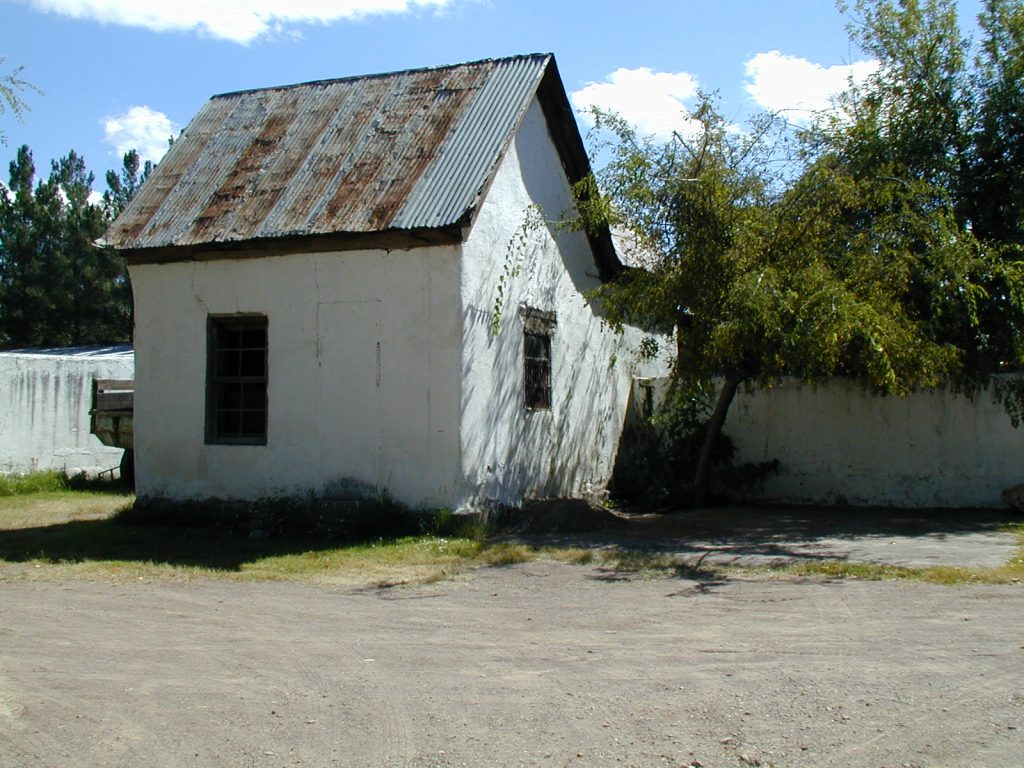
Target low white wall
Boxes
[0,346,134,477]
[727,378,1023,508]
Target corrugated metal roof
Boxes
[104,55,553,251]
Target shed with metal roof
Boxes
[114,54,666,511]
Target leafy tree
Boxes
[581,97,997,504]
[582,0,1024,504]
[817,0,1024,398]
[967,0,1024,245]
[0,56,38,145]
[0,146,132,347]
[825,0,971,197]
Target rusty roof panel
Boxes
[143,96,268,246]
[104,54,553,251]
[261,78,388,237]
[110,96,236,245]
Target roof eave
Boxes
[534,57,623,282]
[118,226,464,266]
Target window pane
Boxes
[241,328,266,348]
[525,333,549,359]
[219,382,243,408]
[218,410,241,437]
[217,350,240,377]
[241,384,266,410]
[239,349,265,377]
[524,331,552,410]
[241,411,265,437]
[218,327,242,350]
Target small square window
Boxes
[207,315,268,444]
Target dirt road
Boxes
[2,561,1021,767]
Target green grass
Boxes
[0,487,597,586]
[2,483,1023,587]
[0,470,74,497]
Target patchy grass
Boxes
[0,489,133,530]
[748,519,1024,585]
[780,559,1024,585]
[0,489,602,586]
[3,488,1023,587]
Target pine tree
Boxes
[0,146,131,347]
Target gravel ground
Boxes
[2,559,1022,768]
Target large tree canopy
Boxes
[583,0,1024,503]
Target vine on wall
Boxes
[491,204,545,336]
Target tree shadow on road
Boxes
[504,504,1024,585]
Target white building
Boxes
[104,55,665,510]
[0,345,133,477]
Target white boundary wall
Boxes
[0,346,134,477]
[727,378,1023,508]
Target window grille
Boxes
[206,315,268,444]
[521,307,555,411]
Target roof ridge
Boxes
[211,53,553,101]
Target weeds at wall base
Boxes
[0,470,132,497]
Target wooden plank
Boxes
[94,392,134,411]
[94,379,134,391]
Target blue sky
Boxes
[1,0,985,197]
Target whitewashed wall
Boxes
[129,246,462,508]
[726,378,1024,508]
[458,97,668,508]
[129,97,672,511]
[0,346,134,477]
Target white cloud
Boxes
[21,0,459,44]
[570,67,702,141]
[744,51,878,124]
[103,106,179,164]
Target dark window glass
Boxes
[207,316,268,444]
[524,331,552,410]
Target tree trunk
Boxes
[692,373,741,507]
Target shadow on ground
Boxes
[506,504,1024,567]
[1,497,1020,574]
[0,516,368,570]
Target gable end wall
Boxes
[457,97,666,508]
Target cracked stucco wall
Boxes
[129,246,461,507]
